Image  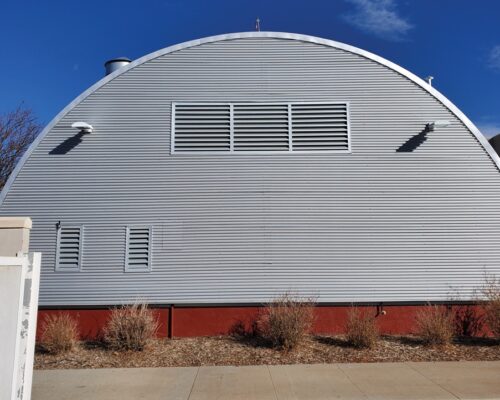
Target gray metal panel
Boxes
[2,35,500,305]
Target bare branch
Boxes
[0,104,41,190]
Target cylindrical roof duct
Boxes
[104,57,131,76]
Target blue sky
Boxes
[1,0,499,137]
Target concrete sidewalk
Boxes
[33,361,500,400]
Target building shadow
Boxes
[49,132,85,155]
[315,335,352,348]
[229,320,272,349]
[396,128,429,153]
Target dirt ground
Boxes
[35,335,500,369]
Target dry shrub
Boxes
[415,304,454,345]
[103,303,159,351]
[345,307,379,349]
[40,313,78,354]
[453,304,485,337]
[257,293,316,351]
[483,277,500,338]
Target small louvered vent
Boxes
[172,102,350,153]
[233,104,289,151]
[56,226,82,271]
[126,226,151,272]
[291,103,349,151]
[173,104,231,152]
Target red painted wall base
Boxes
[36,304,486,340]
[37,309,169,340]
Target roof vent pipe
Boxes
[104,57,131,76]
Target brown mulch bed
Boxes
[35,335,500,370]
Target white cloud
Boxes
[488,45,500,71]
[477,123,500,139]
[343,0,413,41]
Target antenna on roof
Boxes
[425,76,434,86]
[255,17,261,32]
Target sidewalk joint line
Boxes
[337,364,369,399]
[187,366,200,400]
[267,365,279,400]
[406,362,460,400]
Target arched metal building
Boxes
[1,32,499,336]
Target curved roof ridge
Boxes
[1,31,497,204]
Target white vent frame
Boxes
[171,101,351,154]
[125,226,152,273]
[55,225,83,272]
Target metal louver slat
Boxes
[56,226,82,272]
[291,103,349,151]
[233,104,289,151]
[126,226,151,272]
[173,104,231,152]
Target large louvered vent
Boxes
[291,103,349,151]
[172,102,350,153]
[56,226,82,272]
[173,104,231,152]
[233,104,289,151]
[126,226,152,272]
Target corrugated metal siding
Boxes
[2,37,500,305]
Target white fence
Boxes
[0,252,41,400]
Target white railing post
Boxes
[0,217,41,400]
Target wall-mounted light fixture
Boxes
[71,121,94,134]
[426,120,451,132]
[376,303,386,316]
